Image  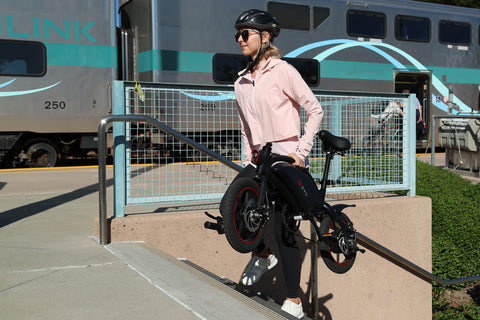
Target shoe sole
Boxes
[241,256,278,286]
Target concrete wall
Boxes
[93,195,432,319]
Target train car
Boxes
[119,0,480,149]
[0,0,117,167]
[1,0,479,167]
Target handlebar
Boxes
[253,142,295,166]
[254,148,296,179]
[271,154,295,164]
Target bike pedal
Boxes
[204,221,225,234]
[203,211,225,235]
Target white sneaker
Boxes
[240,254,278,286]
[281,300,305,319]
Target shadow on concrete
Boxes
[0,178,114,229]
[0,163,163,229]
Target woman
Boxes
[230,9,324,319]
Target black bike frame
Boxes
[255,143,352,239]
[311,147,352,233]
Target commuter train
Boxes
[1,0,479,167]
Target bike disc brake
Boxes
[243,207,264,232]
[337,228,365,256]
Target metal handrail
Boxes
[357,233,480,286]
[97,115,242,245]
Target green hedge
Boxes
[415,161,480,319]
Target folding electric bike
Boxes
[205,130,364,274]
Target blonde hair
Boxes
[263,43,282,59]
[259,30,282,59]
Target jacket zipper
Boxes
[250,78,265,146]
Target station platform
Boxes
[0,166,302,320]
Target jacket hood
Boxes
[238,57,285,78]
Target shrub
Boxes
[416,161,480,318]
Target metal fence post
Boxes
[310,224,319,319]
[407,94,416,196]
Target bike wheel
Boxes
[318,213,356,274]
[222,177,265,253]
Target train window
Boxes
[347,10,386,39]
[0,40,46,77]
[285,58,320,86]
[395,15,430,42]
[212,54,248,85]
[212,53,320,86]
[439,20,471,45]
[267,2,310,31]
[313,7,330,29]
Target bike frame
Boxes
[253,143,353,241]
[309,147,353,238]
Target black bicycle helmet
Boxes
[235,10,281,76]
[235,9,280,38]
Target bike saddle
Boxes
[319,130,351,152]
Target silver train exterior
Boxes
[0,0,116,167]
[120,0,480,149]
[1,0,479,166]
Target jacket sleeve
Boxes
[284,65,324,160]
[236,101,254,167]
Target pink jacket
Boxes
[234,57,324,166]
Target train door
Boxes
[394,72,431,148]
[118,4,136,82]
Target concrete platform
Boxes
[0,166,298,320]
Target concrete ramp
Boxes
[106,242,302,320]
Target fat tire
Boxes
[222,177,264,253]
[318,213,356,274]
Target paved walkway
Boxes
[0,166,295,320]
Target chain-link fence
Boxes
[112,81,415,216]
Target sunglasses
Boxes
[235,29,259,42]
